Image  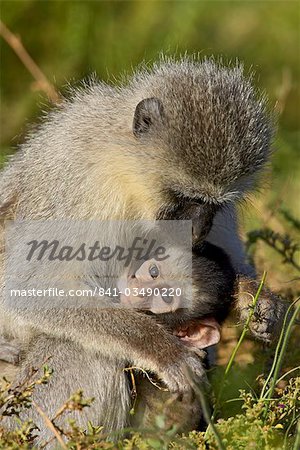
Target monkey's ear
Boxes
[133,97,164,137]
[176,317,221,349]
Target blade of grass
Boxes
[186,369,225,450]
[223,272,267,378]
[260,298,299,399]
[263,365,300,399]
[211,272,266,423]
[293,420,300,450]
[261,299,300,422]
[284,385,300,448]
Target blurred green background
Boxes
[1,0,299,221]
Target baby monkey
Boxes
[118,241,236,351]
[118,242,235,432]
[117,239,284,347]
[116,241,287,432]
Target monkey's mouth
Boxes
[156,201,218,246]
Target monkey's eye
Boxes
[149,264,159,279]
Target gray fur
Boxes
[0,57,272,218]
[0,56,276,444]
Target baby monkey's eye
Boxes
[149,264,159,279]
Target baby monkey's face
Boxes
[118,258,183,314]
[118,258,220,350]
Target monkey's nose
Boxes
[192,220,210,244]
[192,203,217,245]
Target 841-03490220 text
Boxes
[8,287,183,298]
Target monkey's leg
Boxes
[131,373,204,434]
[3,334,131,448]
[0,336,20,382]
[0,335,20,364]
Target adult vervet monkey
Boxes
[0,57,285,444]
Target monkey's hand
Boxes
[235,277,288,343]
[158,346,207,393]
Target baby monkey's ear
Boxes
[176,318,221,349]
[133,97,164,137]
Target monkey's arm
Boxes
[9,306,205,392]
[235,276,288,343]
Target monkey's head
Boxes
[128,58,273,243]
[118,256,221,350]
